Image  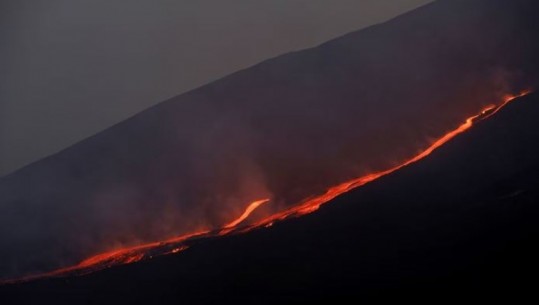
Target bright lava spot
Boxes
[224,199,271,229]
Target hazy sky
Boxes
[0,0,432,176]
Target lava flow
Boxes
[223,199,271,229]
[4,90,530,284]
[245,90,531,228]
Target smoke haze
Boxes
[1,0,538,280]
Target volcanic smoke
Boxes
[3,90,530,284]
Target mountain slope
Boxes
[2,83,539,304]
[0,0,432,176]
[1,0,539,280]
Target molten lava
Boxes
[244,91,531,226]
[224,199,270,229]
[4,90,530,284]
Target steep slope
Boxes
[2,81,539,305]
[0,0,431,176]
[1,0,539,280]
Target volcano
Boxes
[1,0,539,302]
[2,78,539,304]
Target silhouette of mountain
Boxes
[1,0,538,286]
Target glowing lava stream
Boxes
[246,91,531,227]
[4,90,530,284]
[224,199,271,229]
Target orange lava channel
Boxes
[246,90,531,228]
[4,90,530,284]
[224,199,270,229]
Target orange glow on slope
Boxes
[0,231,211,284]
[224,199,270,229]
[244,91,531,227]
[4,200,271,283]
[3,90,530,284]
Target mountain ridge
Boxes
[1,0,539,280]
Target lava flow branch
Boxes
[222,199,271,231]
[3,90,531,284]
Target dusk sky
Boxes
[0,0,432,176]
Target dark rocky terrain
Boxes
[2,85,538,305]
[1,0,539,302]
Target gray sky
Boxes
[0,0,432,176]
